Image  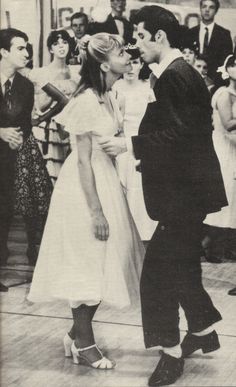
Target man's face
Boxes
[71,17,88,39]
[200,1,217,24]
[1,37,29,70]
[110,0,126,15]
[136,22,159,64]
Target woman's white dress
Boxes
[204,87,236,229]
[114,79,157,240]
[28,89,145,309]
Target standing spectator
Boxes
[68,12,89,65]
[29,30,78,185]
[188,0,233,86]
[114,46,157,241]
[0,28,34,267]
[203,54,236,265]
[89,0,133,45]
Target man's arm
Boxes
[21,82,34,140]
[131,69,192,160]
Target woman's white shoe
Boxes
[63,333,73,357]
[71,342,116,369]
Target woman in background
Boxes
[29,30,79,185]
[203,54,236,265]
[114,46,157,241]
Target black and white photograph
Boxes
[0,0,236,386]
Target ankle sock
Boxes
[192,326,214,336]
[163,344,182,358]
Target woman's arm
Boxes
[76,133,109,241]
[217,92,236,132]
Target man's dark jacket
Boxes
[132,57,227,222]
[188,24,233,83]
[0,72,34,216]
[89,13,134,45]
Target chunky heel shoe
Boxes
[181,330,220,358]
[71,342,116,369]
[63,333,73,357]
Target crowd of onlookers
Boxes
[0,0,236,295]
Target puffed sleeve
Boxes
[55,89,101,135]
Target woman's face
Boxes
[50,38,69,59]
[124,57,143,81]
[194,59,208,78]
[227,59,236,81]
[182,48,196,66]
[107,46,132,75]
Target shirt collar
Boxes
[0,72,15,88]
[149,49,183,79]
[200,21,215,34]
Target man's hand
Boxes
[98,136,127,157]
[0,127,22,144]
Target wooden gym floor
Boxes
[0,217,236,387]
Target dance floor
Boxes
[0,217,236,387]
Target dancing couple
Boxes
[29,5,226,386]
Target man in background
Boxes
[68,12,89,64]
[188,0,233,86]
[0,28,34,286]
[89,0,134,45]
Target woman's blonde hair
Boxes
[74,33,124,96]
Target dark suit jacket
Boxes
[68,36,80,63]
[0,72,34,216]
[89,13,134,45]
[132,58,227,222]
[188,24,233,84]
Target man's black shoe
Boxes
[0,282,8,292]
[181,330,220,358]
[228,287,236,296]
[204,255,222,263]
[148,352,184,386]
[0,246,9,266]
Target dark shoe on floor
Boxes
[205,255,222,263]
[228,287,236,296]
[0,282,8,292]
[26,245,38,266]
[0,246,9,266]
[148,352,184,386]
[181,330,220,358]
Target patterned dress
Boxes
[14,134,53,227]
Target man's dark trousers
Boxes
[140,214,222,348]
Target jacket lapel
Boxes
[106,14,119,34]
[208,24,219,50]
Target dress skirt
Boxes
[28,147,145,309]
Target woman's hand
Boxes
[91,210,109,241]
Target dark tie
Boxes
[113,15,124,22]
[4,79,12,110]
[203,27,209,54]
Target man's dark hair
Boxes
[195,53,209,65]
[200,0,220,12]
[133,6,180,48]
[70,12,88,25]
[0,28,28,52]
